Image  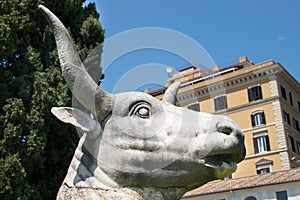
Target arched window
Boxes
[245,196,257,200]
[251,110,266,127]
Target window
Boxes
[256,158,273,174]
[251,111,266,127]
[297,141,300,155]
[289,92,293,106]
[257,167,270,174]
[245,196,257,200]
[276,191,287,200]
[280,85,287,100]
[253,134,270,154]
[283,111,291,125]
[214,96,227,111]
[248,85,262,102]
[187,103,200,112]
[289,135,296,152]
[298,101,300,112]
[292,118,300,132]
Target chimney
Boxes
[213,65,219,72]
[239,56,249,63]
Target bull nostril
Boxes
[216,123,233,135]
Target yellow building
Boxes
[148,56,300,179]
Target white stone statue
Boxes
[38,5,245,200]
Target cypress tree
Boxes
[0,0,104,198]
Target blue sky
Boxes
[84,0,300,93]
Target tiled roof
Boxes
[183,167,300,198]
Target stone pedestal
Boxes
[57,184,184,200]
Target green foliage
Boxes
[0,0,104,199]
[0,154,32,200]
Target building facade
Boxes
[148,56,300,179]
[182,167,300,200]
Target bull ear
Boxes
[162,82,181,105]
[51,107,101,140]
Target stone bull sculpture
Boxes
[38,5,245,200]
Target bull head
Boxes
[39,5,245,199]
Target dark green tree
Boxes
[0,0,104,199]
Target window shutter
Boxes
[248,88,252,102]
[280,85,287,100]
[188,103,200,112]
[265,135,270,151]
[253,138,258,154]
[289,135,296,152]
[214,98,218,111]
[194,103,200,111]
[289,92,293,106]
[214,96,227,111]
[258,86,262,99]
[251,115,255,127]
[262,112,266,124]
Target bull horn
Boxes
[38,5,112,121]
[163,82,181,105]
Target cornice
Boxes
[245,148,288,160]
[242,122,276,133]
[276,64,300,94]
[215,96,279,115]
[177,64,281,105]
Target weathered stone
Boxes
[57,184,143,200]
[57,184,185,200]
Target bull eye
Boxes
[130,102,151,118]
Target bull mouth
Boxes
[203,154,238,170]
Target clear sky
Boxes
[84,0,300,93]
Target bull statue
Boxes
[39,5,245,200]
